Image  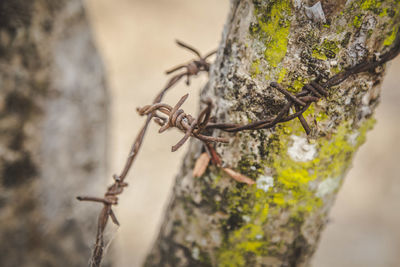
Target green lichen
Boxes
[269,117,375,214]
[253,0,292,68]
[312,47,327,61]
[316,110,328,122]
[384,26,398,46]
[214,1,388,265]
[277,68,287,83]
[360,0,383,11]
[288,77,307,93]
[250,59,261,78]
[331,65,342,74]
[312,39,340,60]
[353,14,363,28]
[379,7,388,17]
[216,117,376,266]
[217,185,271,267]
[354,117,376,147]
[292,78,304,91]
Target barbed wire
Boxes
[204,28,400,135]
[137,94,228,152]
[136,29,400,149]
[77,26,400,267]
[205,81,325,134]
[77,40,215,267]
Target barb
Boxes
[137,94,229,152]
[77,41,216,267]
[205,27,400,135]
[165,40,216,85]
[205,81,325,135]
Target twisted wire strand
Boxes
[137,94,229,151]
[205,27,400,135]
[165,40,216,85]
[77,41,216,267]
[204,80,326,134]
[137,27,400,147]
[77,26,400,267]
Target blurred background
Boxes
[85,1,400,266]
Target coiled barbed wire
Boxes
[137,93,228,151]
[205,81,327,135]
[164,40,216,87]
[204,28,400,135]
[77,177,128,265]
[136,80,327,150]
[77,41,216,267]
[77,26,400,267]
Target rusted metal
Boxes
[77,41,216,267]
[78,26,400,267]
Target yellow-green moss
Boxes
[269,117,375,215]
[384,26,398,46]
[250,59,261,78]
[316,109,328,122]
[215,0,387,264]
[277,68,287,83]
[292,79,304,91]
[354,117,376,146]
[331,65,342,75]
[379,7,388,17]
[217,185,271,266]
[353,14,363,28]
[312,39,340,60]
[312,47,328,60]
[289,77,307,93]
[216,117,375,266]
[254,0,292,68]
[360,0,382,11]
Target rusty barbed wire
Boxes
[204,27,400,135]
[137,93,228,151]
[76,177,127,265]
[204,80,326,135]
[165,40,216,86]
[78,25,400,267]
[77,40,215,267]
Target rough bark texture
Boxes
[145,0,400,266]
[0,1,108,266]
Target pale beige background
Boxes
[85,1,400,266]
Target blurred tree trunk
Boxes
[0,1,109,266]
[145,0,400,266]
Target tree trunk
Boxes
[0,1,108,266]
[145,0,400,266]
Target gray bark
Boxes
[145,0,400,266]
[0,1,108,266]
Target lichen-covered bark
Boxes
[0,1,108,266]
[145,0,400,266]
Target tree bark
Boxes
[0,1,108,266]
[145,0,400,266]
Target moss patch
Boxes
[250,59,261,78]
[312,39,340,60]
[384,26,399,46]
[216,117,375,266]
[250,0,292,79]
[360,0,383,12]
